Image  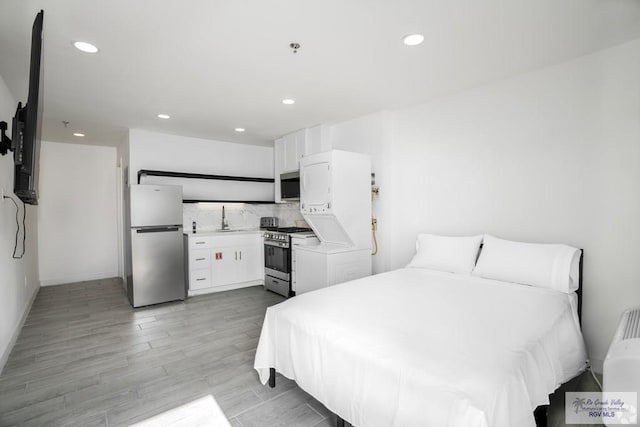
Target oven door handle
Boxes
[264,241,289,248]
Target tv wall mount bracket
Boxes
[0,121,12,156]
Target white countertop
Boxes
[184,229,318,238]
[184,229,264,237]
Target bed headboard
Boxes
[577,249,583,325]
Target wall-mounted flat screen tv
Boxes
[12,10,44,205]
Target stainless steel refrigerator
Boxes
[125,184,185,308]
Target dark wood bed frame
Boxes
[267,251,584,427]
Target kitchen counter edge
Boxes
[183,229,264,237]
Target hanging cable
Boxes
[21,197,26,258]
[371,217,378,256]
[587,364,603,391]
[3,195,25,259]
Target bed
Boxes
[254,234,588,427]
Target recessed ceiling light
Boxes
[157,114,170,119]
[234,128,245,132]
[402,34,424,46]
[73,41,99,53]
[73,132,85,137]
[282,99,295,105]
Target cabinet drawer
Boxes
[189,269,211,290]
[189,236,211,250]
[265,275,289,296]
[189,249,211,269]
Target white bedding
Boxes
[254,268,588,427]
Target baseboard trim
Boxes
[40,271,119,287]
[0,284,39,375]
[187,280,264,297]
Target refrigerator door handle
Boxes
[136,226,181,233]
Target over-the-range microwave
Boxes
[280,171,300,201]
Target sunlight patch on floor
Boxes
[131,395,231,427]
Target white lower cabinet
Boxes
[185,232,264,296]
[188,249,211,269]
[290,234,320,293]
[294,247,371,295]
[211,246,236,287]
[235,241,262,284]
[189,268,211,290]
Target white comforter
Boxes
[254,268,587,427]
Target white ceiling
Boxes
[1,0,639,147]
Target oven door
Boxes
[264,241,290,274]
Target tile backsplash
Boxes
[183,202,305,233]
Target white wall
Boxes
[330,39,640,371]
[128,129,274,185]
[38,141,119,286]
[0,75,40,373]
[327,112,394,274]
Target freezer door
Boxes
[130,185,183,227]
[130,227,185,307]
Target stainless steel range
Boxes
[263,227,314,297]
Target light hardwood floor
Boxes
[0,278,337,427]
[0,277,601,427]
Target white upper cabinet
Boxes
[306,124,331,154]
[281,129,307,174]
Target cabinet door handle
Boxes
[195,258,205,261]
[239,251,242,260]
[235,251,237,260]
[195,241,205,245]
[196,278,206,281]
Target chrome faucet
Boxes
[221,205,229,230]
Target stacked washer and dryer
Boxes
[294,150,372,295]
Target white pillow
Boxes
[472,235,581,293]
[407,234,483,274]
